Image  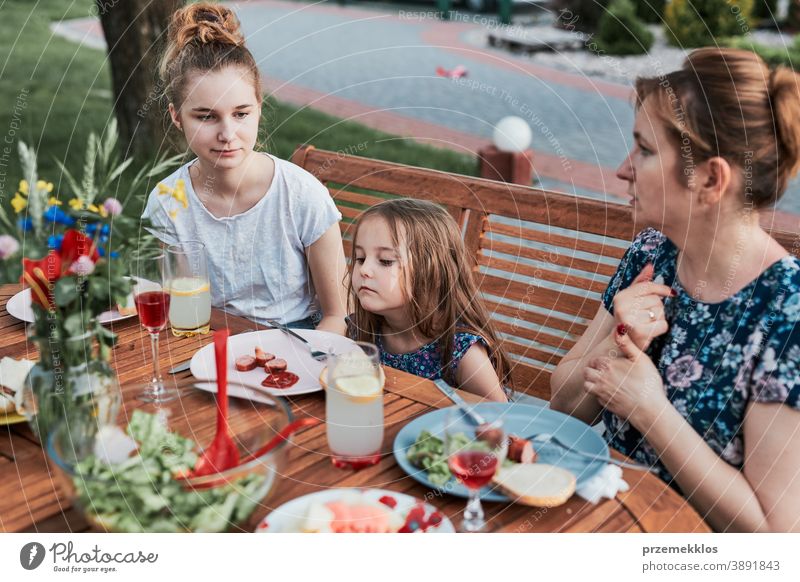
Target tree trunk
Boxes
[96,0,184,158]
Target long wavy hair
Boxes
[347,198,513,391]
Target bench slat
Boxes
[487,221,628,260]
[483,297,588,336]
[477,254,610,294]
[479,238,619,277]
[479,273,600,321]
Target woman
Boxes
[143,3,347,332]
[550,48,800,532]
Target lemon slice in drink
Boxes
[335,375,382,403]
[169,277,210,296]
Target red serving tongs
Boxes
[191,329,241,477]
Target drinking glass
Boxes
[444,408,507,532]
[325,342,384,470]
[166,241,211,337]
[132,252,178,402]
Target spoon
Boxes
[191,329,241,477]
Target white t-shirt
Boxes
[143,153,341,325]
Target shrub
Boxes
[726,35,800,70]
[593,0,655,55]
[751,0,779,20]
[551,0,611,32]
[664,0,755,47]
[636,0,667,24]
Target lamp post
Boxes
[478,116,535,186]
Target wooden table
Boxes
[0,284,710,533]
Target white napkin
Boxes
[576,464,629,504]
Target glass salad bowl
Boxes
[46,384,293,532]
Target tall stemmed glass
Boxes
[133,251,177,402]
[444,408,507,533]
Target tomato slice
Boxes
[261,371,299,389]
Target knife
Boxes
[433,379,488,426]
[168,360,193,374]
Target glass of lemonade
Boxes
[166,241,211,337]
[326,342,384,470]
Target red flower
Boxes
[60,230,99,265]
[22,252,62,309]
[20,229,100,309]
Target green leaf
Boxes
[63,312,86,337]
[54,277,79,307]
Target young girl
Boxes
[143,3,347,332]
[348,198,511,402]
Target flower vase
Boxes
[20,329,121,445]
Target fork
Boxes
[265,319,328,361]
[527,432,656,473]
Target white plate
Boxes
[6,286,137,325]
[255,488,454,533]
[189,329,358,397]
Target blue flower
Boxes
[47,234,64,251]
[96,247,118,259]
[42,206,75,226]
[100,224,110,236]
[17,218,32,232]
[86,223,99,235]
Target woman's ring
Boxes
[648,309,656,320]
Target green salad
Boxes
[406,430,515,487]
[72,410,268,533]
[406,430,470,486]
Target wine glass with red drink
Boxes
[444,408,507,533]
[133,251,178,402]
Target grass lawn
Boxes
[0,0,476,217]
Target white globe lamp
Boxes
[493,116,532,153]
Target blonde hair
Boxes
[347,198,513,390]
[159,3,262,113]
[635,47,800,208]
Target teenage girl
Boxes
[144,3,347,332]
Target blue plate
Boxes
[393,403,609,502]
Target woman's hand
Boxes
[611,263,673,351]
[583,325,671,428]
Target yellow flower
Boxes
[172,181,188,209]
[98,205,108,218]
[36,180,54,193]
[157,183,172,196]
[18,180,29,195]
[11,194,27,214]
[68,198,84,211]
[87,204,100,213]
[47,197,62,207]
[168,209,178,221]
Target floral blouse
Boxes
[601,228,800,485]
[375,332,487,382]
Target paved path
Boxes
[53,0,800,226]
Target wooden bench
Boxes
[291,145,800,401]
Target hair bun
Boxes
[170,3,244,50]
[769,65,800,181]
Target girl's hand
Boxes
[611,263,673,351]
[583,325,671,428]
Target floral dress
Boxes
[601,228,800,485]
[375,332,488,382]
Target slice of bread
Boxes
[492,463,576,507]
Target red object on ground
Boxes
[478,144,535,186]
